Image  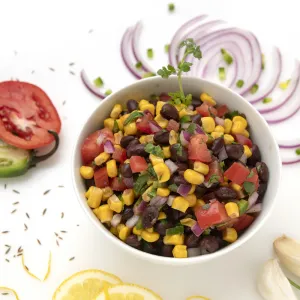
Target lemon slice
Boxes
[186,296,210,300]
[0,286,20,299]
[52,269,122,300]
[96,283,162,300]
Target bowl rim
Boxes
[72,76,282,266]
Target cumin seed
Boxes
[61,212,64,218]
[12,189,20,194]
[69,62,75,66]
[5,244,10,247]
[58,185,64,188]
[69,71,75,75]
[56,240,59,246]
[62,100,66,105]
[88,29,93,33]
[13,201,19,205]
[42,208,47,215]
[26,213,30,219]
[11,209,17,214]
[43,189,51,195]
[17,253,23,257]
[37,239,41,245]
[54,232,59,237]
[5,259,10,262]
[2,231,9,234]
[5,247,11,254]
[2,292,9,295]
[69,257,75,261]
[60,230,67,233]
[24,223,28,231]
[49,67,55,72]
[25,265,29,271]
[18,246,22,252]
[31,70,35,74]
[58,237,63,240]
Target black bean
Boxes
[195,185,207,198]
[215,187,237,201]
[184,226,192,234]
[185,233,200,248]
[154,131,170,145]
[190,114,202,125]
[199,236,220,254]
[127,99,138,112]
[143,242,158,255]
[225,144,244,160]
[191,97,202,108]
[128,139,140,147]
[256,162,269,182]
[142,206,159,228]
[177,147,188,162]
[121,207,134,222]
[171,210,188,221]
[257,182,268,202]
[155,220,173,235]
[125,235,141,249]
[177,163,189,172]
[149,97,158,106]
[127,144,147,158]
[247,144,261,166]
[85,178,95,190]
[160,103,179,121]
[161,245,173,257]
[203,192,216,201]
[211,137,225,155]
[120,164,133,178]
[170,144,188,162]
[120,136,136,148]
[172,175,188,185]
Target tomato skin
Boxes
[111,177,127,191]
[130,156,148,173]
[188,135,211,163]
[234,134,253,148]
[167,119,180,132]
[195,200,229,229]
[217,105,229,117]
[112,148,127,163]
[136,115,160,134]
[94,167,109,188]
[205,160,224,183]
[196,103,217,117]
[233,214,254,232]
[0,81,61,149]
[224,162,250,185]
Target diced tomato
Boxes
[196,103,217,117]
[195,200,229,229]
[224,162,250,185]
[188,135,211,163]
[94,167,109,188]
[167,119,180,132]
[111,177,127,191]
[136,115,161,134]
[234,134,253,148]
[205,160,224,183]
[191,134,209,144]
[217,105,229,118]
[130,156,148,173]
[233,214,254,232]
[112,148,127,163]
[244,168,259,190]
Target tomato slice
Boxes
[188,135,211,163]
[136,115,160,134]
[195,200,229,229]
[205,160,224,183]
[196,103,217,117]
[112,148,127,163]
[94,167,109,188]
[166,119,180,132]
[244,168,259,190]
[130,156,148,173]
[233,214,254,232]
[111,177,127,191]
[217,105,229,117]
[224,162,250,185]
[234,134,253,148]
[0,81,61,149]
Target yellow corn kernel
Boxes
[233,116,247,128]
[224,134,235,145]
[201,117,215,133]
[146,227,154,233]
[142,185,154,202]
[223,227,238,243]
[188,184,196,195]
[106,159,118,178]
[139,134,154,144]
[242,129,250,138]
[174,103,186,111]
[163,234,184,245]
[138,99,149,109]
[114,145,122,150]
[108,194,123,213]
[154,114,168,128]
[124,159,130,164]
[157,188,170,197]
[149,154,164,166]
[117,224,125,234]
[231,121,246,135]
[119,226,131,241]
[153,163,171,183]
[215,125,225,133]
[102,187,113,201]
[158,212,167,220]
[110,104,123,119]
[193,161,209,175]
[114,131,123,145]
[211,131,224,139]
[156,101,165,116]
[110,227,118,236]
[186,194,197,207]
[225,202,239,219]
[224,118,233,134]
[80,166,94,179]
[93,204,113,223]
[139,135,147,144]
[184,169,204,185]
[180,218,196,227]
[195,199,206,208]
[243,145,252,158]
[87,186,103,208]
[220,182,229,187]
[224,176,228,182]
[122,189,135,206]
[94,152,110,166]
[119,113,129,126]
[172,245,187,258]
[179,108,196,119]
[140,103,155,115]
[169,130,178,145]
[104,118,114,131]
[85,186,94,199]
[163,146,171,158]
[141,231,160,243]
[116,119,123,131]
[172,196,189,213]
[200,92,216,106]
[133,226,142,236]
[230,183,242,192]
[124,122,137,135]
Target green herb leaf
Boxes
[113,120,119,133]
[237,199,249,215]
[279,79,291,90]
[202,204,210,210]
[261,53,265,70]
[94,77,104,88]
[124,111,144,126]
[168,3,175,11]
[221,48,233,65]
[288,278,300,291]
[296,148,300,155]
[224,110,239,119]
[173,143,183,156]
[203,228,211,235]
[219,161,225,171]
[184,93,192,106]
[105,89,112,96]
[247,170,254,179]
[135,61,142,69]
[147,48,154,59]
[179,61,192,73]
[250,84,259,94]
[144,143,164,158]
[180,115,191,123]
[157,66,175,78]
[236,80,244,88]
[135,217,143,230]
[134,174,150,195]
[168,184,178,192]
[142,72,156,78]
[243,181,255,195]
[208,174,220,184]
[147,189,157,199]
[186,123,196,134]
[262,97,272,104]
[147,164,157,179]
[164,44,170,53]
[166,225,184,235]
[218,67,226,81]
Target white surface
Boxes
[0,0,299,299]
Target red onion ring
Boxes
[150,196,168,208]
[278,141,300,149]
[80,69,106,99]
[282,158,300,165]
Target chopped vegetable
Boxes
[279,79,291,90]
[147,48,154,59]
[243,181,255,195]
[236,80,244,88]
[296,149,300,155]
[168,3,175,12]
[133,174,149,195]
[237,199,248,215]
[261,53,265,70]
[262,97,272,104]
[135,61,142,69]
[93,77,104,87]
[105,89,112,96]
[250,84,259,94]
[221,48,233,65]
[218,67,226,81]
[124,111,144,126]
[164,44,170,53]
[166,225,184,235]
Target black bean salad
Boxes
[79,39,269,258]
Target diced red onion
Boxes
[181,122,191,129]
[149,120,162,133]
[191,223,204,237]
[246,203,262,213]
[150,196,168,208]
[239,153,247,164]
[178,184,192,197]
[80,69,105,99]
[111,214,122,228]
[167,195,176,206]
[126,215,140,228]
[218,146,228,161]
[187,105,194,110]
[187,247,201,257]
[104,140,115,153]
[165,159,178,175]
[133,200,147,215]
[215,117,225,126]
[247,191,259,209]
[96,133,106,145]
[123,177,134,188]
[195,124,205,134]
[180,131,189,147]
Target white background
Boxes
[0,0,300,299]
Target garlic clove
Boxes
[274,235,300,277]
[257,259,297,300]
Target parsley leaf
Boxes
[147,164,157,179]
[145,143,164,158]
[187,123,196,134]
[168,184,178,192]
[180,116,191,123]
[224,110,239,120]
[166,225,184,235]
[172,143,183,156]
[134,174,150,195]
[243,181,255,195]
[124,111,144,126]
[208,174,220,184]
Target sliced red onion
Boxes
[104,140,115,153]
[150,196,168,208]
[218,146,228,161]
[215,117,225,126]
[111,214,122,228]
[191,223,204,237]
[195,124,205,134]
[178,184,192,197]
[278,141,300,149]
[167,195,176,206]
[180,131,189,147]
[165,159,178,175]
[239,153,247,164]
[282,158,300,165]
[247,191,259,208]
[148,120,161,133]
[126,215,140,228]
[80,69,105,99]
[181,122,191,129]
[96,133,106,145]
[246,203,262,213]
[133,200,147,215]
[187,247,201,257]
[123,177,134,188]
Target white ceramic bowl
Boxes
[72,76,281,266]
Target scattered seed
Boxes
[58,185,64,188]
[26,213,30,219]
[61,212,64,218]
[77,224,80,227]
[31,70,35,74]
[69,71,75,76]
[56,240,60,246]
[69,257,75,261]
[13,201,19,205]
[5,244,10,248]
[58,237,63,240]
[17,253,23,257]
[49,67,55,72]
[43,189,51,195]
[60,230,67,233]
[37,239,41,245]
[5,259,10,263]
[24,223,28,231]
[42,208,47,216]
[11,209,17,214]
[88,29,93,33]
[5,247,11,255]
[4,183,7,189]
[25,265,29,271]
[18,246,22,252]
[12,189,20,194]
[69,62,75,66]
[62,100,66,106]
[2,231,9,234]
[54,232,59,237]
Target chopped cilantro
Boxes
[218,67,226,81]
[168,184,178,192]
[296,148,300,155]
[166,226,184,235]
[224,110,239,120]
[142,72,156,78]
[202,204,210,210]
[164,44,170,53]
[147,189,157,199]
[250,84,259,94]
[262,97,272,104]
[237,199,248,215]
[180,115,191,123]
[113,120,119,133]
[279,79,291,90]
[134,174,150,195]
[135,61,142,69]
[208,174,220,184]
[236,80,244,88]
[173,143,183,156]
[105,89,112,96]
[186,123,196,134]
[145,143,164,158]
[147,164,157,179]
[124,111,144,126]
[147,48,154,59]
[221,48,233,65]
[261,53,265,70]
[243,181,255,195]
[203,228,211,235]
[168,3,175,11]
[247,170,254,178]
[93,77,104,88]
[219,161,225,171]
